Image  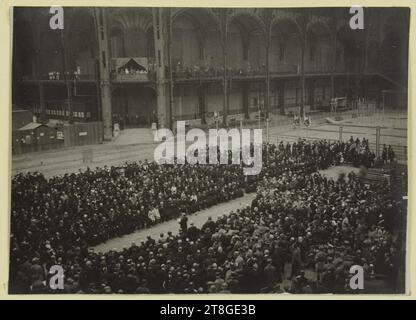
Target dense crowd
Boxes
[11,162,246,248]
[172,63,272,79]
[9,137,402,294]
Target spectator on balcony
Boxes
[247,62,252,74]
[176,61,182,72]
[382,145,388,163]
[388,145,395,163]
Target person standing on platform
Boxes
[179,213,188,234]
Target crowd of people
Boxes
[9,137,403,294]
[117,67,148,75]
[11,161,247,247]
[171,62,271,80]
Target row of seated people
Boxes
[9,138,399,293]
[116,68,148,75]
[171,65,271,79]
[46,71,83,80]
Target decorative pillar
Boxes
[198,86,206,124]
[265,37,271,118]
[94,7,113,140]
[363,12,369,102]
[299,22,307,118]
[279,80,285,114]
[242,82,249,119]
[31,17,46,123]
[300,42,306,117]
[152,8,171,129]
[331,28,337,100]
[39,82,46,123]
[66,81,73,123]
[220,10,228,125]
[309,79,315,110]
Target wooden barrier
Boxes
[63,122,103,148]
[12,122,104,155]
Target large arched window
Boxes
[12,9,35,79]
[66,9,97,76]
[172,14,202,69]
[108,8,153,58]
[337,25,361,73]
[227,13,266,73]
[270,18,302,73]
[367,40,380,72]
[305,21,332,72]
[171,8,220,72]
[110,27,125,58]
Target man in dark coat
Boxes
[179,213,188,233]
[187,222,200,242]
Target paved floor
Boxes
[318,165,361,180]
[112,128,155,145]
[12,112,407,178]
[12,129,158,178]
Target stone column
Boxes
[94,7,113,140]
[152,8,171,129]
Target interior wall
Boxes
[124,29,148,57]
[284,80,299,108]
[206,84,223,114]
[173,85,199,119]
[39,31,63,76]
[172,17,201,68]
[227,24,244,70]
[112,87,156,123]
[204,29,222,68]
[228,83,243,113]
[248,32,266,71]
[305,34,332,72]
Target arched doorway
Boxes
[66,9,97,77]
[111,86,157,128]
[227,13,266,115]
[305,21,332,73]
[305,21,332,110]
[108,8,153,58]
[171,8,220,123]
[337,25,363,99]
[270,18,302,113]
[270,18,302,73]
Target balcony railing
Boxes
[32,99,92,120]
[20,64,366,84]
[22,73,97,81]
[111,57,155,82]
[304,65,334,74]
[172,68,220,80]
[172,67,268,80]
[111,71,153,82]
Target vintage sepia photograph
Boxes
[9,6,409,295]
